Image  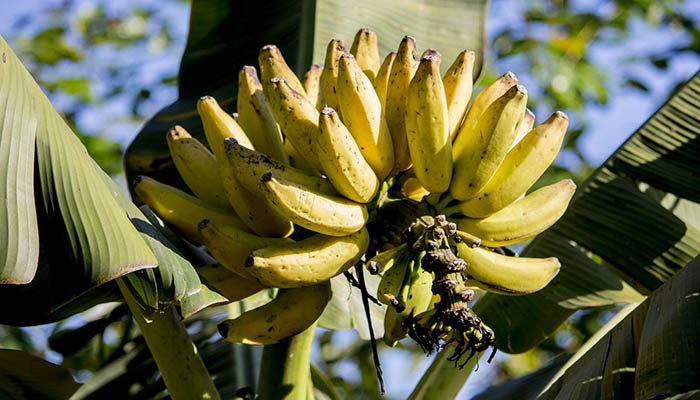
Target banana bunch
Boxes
[132,27,575,358]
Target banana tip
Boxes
[554,110,568,120]
[245,254,254,267]
[270,76,285,84]
[133,175,145,186]
[321,107,335,115]
[223,137,239,151]
[198,95,214,102]
[261,172,274,183]
[260,44,278,52]
[198,218,211,230]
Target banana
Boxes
[386,36,419,173]
[258,44,306,96]
[197,96,253,160]
[317,108,379,203]
[456,242,560,295]
[377,252,412,307]
[197,264,267,302]
[320,39,348,114]
[449,84,528,200]
[303,64,324,110]
[265,77,325,174]
[405,55,452,193]
[218,281,331,345]
[133,175,249,243]
[166,125,230,208]
[366,243,408,275]
[443,50,475,140]
[337,53,394,180]
[246,228,370,288]
[384,252,434,345]
[452,71,518,156]
[401,177,430,202]
[509,108,535,151]
[350,28,380,80]
[456,179,576,246]
[285,138,318,173]
[217,150,294,237]
[258,172,368,236]
[458,111,568,217]
[373,51,396,111]
[198,219,292,279]
[237,66,287,163]
[222,138,337,196]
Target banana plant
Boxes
[1,0,700,399]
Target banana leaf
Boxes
[0,35,160,321]
[410,71,700,399]
[124,0,489,196]
[0,349,81,399]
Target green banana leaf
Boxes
[124,0,489,195]
[0,349,81,399]
[410,70,700,400]
[0,35,160,320]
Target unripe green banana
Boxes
[246,228,369,288]
[133,175,249,243]
[452,71,518,156]
[373,51,397,110]
[198,218,292,279]
[450,84,528,200]
[350,28,381,81]
[405,55,452,193]
[265,77,325,173]
[377,251,412,307]
[302,64,324,110]
[320,39,348,114]
[443,50,475,141]
[456,179,576,246]
[218,281,331,345]
[237,66,287,163]
[258,44,306,96]
[386,36,420,173]
[456,243,560,295]
[458,111,568,217]
[510,107,535,152]
[197,95,253,160]
[366,244,409,275]
[337,53,394,180]
[317,108,379,203]
[258,172,368,236]
[197,264,267,302]
[166,125,230,208]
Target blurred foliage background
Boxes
[0,0,698,398]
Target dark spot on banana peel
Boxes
[198,219,211,230]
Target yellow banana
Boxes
[405,55,452,193]
[350,28,380,80]
[237,66,287,163]
[452,71,518,156]
[166,125,230,208]
[285,138,319,174]
[509,108,535,151]
[258,44,306,96]
[320,39,348,113]
[386,36,419,173]
[456,243,560,295]
[317,108,379,203]
[218,281,331,345]
[443,50,475,140]
[401,177,430,202]
[449,85,528,200]
[458,111,568,217]
[373,51,396,111]
[366,243,408,275]
[456,179,576,247]
[303,64,324,110]
[197,96,253,160]
[198,218,292,279]
[384,253,433,345]
[222,138,337,196]
[197,264,267,302]
[258,173,368,236]
[337,53,394,180]
[132,175,249,243]
[246,228,370,288]
[217,150,294,237]
[265,77,325,173]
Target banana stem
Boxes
[117,279,221,400]
[257,322,317,400]
[407,348,483,400]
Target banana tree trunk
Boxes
[117,279,221,400]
